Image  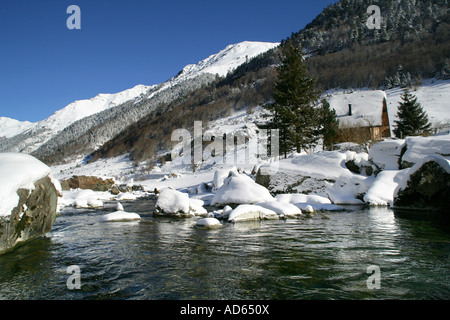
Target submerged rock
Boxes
[394,156,450,212]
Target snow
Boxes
[275,193,331,204]
[325,79,450,134]
[369,139,405,170]
[195,217,222,228]
[228,204,279,223]
[386,79,450,133]
[0,117,35,139]
[155,188,192,215]
[115,192,138,201]
[395,156,450,198]
[174,41,279,81]
[363,169,409,206]
[255,201,302,218]
[58,189,112,208]
[401,135,450,165]
[211,171,275,206]
[0,153,53,217]
[40,77,449,215]
[99,211,141,222]
[328,90,387,127]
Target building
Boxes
[328,90,391,142]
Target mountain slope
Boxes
[0,41,279,162]
[0,117,35,139]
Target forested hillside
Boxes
[33,0,450,167]
[237,0,449,89]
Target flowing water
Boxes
[0,198,449,300]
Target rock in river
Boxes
[394,156,450,212]
[0,153,59,254]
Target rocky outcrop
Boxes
[394,157,450,212]
[60,175,114,191]
[0,176,58,254]
[255,167,333,195]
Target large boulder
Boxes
[60,175,114,191]
[394,156,450,212]
[0,153,58,254]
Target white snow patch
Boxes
[369,139,405,170]
[195,217,222,228]
[402,135,450,165]
[228,204,279,223]
[211,171,274,206]
[59,189,112,208]
[0,153,52,217]
[99,211,141,222]
[256,201,302,218]
[0,117,35,139]
[275,193,331,204]
[363,170,409,206]
[155,188,192,215]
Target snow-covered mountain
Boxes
[0,41,279,158]
[0,117,35,139]
[173,41,279,81]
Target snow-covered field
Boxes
[48,76,450,221]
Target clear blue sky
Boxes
[0,0,338,122]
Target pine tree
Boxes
[394,88,431,138]
[267,42,322,157]
[320,99,339,150]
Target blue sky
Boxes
[0,0,338,122]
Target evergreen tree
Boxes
[320,99,339,150]
[267,42,322,157]
[394,88,431,138]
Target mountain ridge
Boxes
[0,41,279,160]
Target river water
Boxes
[0,198,449,300]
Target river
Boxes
[0,198,449,300]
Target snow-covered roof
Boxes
[328,90,387,127]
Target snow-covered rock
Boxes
[189,198,208,216]
[115,192,138,201]
[211,171,275,206]
[275,193,331,204]
[154,188,192,216]
[228,204,279,223]
[363,170,409,206]
[99,211,141,222]
[394,156,450,211]
[401,135,450,167]
[0,153,54,216]
[195,217,223,228]
[256,201,302,218]
[0,153,58,254]
[213,168,236,191]
[294,202,343,212]
[369,139,405,170]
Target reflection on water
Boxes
[0,201,449,300]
